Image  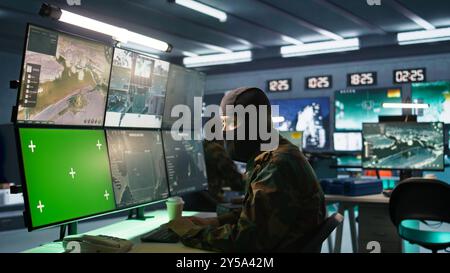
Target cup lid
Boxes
[167,196,184,203]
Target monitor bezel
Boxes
[15,23,115,129]
[361,122,446,172]
[15,125,168,232]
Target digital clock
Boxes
[394,68,426,84]
[348,72,377,87]
[267,79,291,92]
[305,75,332,90]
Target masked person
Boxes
[170,87,325,252]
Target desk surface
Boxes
[24,210,216,253]
[325,194,389,204]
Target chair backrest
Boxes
[300,213,344,253]
[389,178,450,227]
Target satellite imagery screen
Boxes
[335,88,402,131]
[106,130,169,209]
[271,97,330,150]
[412,81,450,124]
[17,25,113,126]
[105,48,170,128]
[362,122,445,170]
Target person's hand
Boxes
[185,216,220,227]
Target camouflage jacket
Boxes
[182,137,326,252]
[203,140,245,202]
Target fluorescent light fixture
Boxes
[281,36,303,45]
[183,51,252,67]
[398,27,450,45]
[40,4,172,52]
[173,0,227,22]
[182,51,198,57]
[382,103,430,109]
[281,38,360,58]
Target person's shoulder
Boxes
[254,138,303,167]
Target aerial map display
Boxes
[412,81,450,124]
[106,130,169,209]
[335,88,402,131]
[105,48,170,128]
[17,25,113,126]
[363,122,445,170]
[271,97,330,150]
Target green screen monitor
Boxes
[16,25,113,126]
[106,130,169,209]
[105,48,170,128]
[162,65,206,130]
[362,122,445,171]
[411,81,450,124]
[19,128,115,230]
[279,131,303,150]
[162,131,208,196]
[335,87,403,131]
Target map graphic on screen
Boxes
[17,25,113,126]
[19,128,115,229]
[335,88,402,131]
[362,122,445,170]
[105,48,170,128]
[162,65,206,129]
[106,130,169,209]
[411,81,450,124]
[271,97,330,150]
[162,131,208,196]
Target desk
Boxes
[325,194,402,253]
[24,210,215,253]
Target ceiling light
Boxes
[170,0,227,22]
[398,27,450,45]
[39,3,172,52]
[183,51,252,67]
[281,36,303,45]
[382,103,430,109]
[281,38,360,57]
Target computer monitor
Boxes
[271,97,330,151]
[337,155,362,167]
[16,25,113,126]
[279,131,303,150]
[335,87,402,131]
[18,128,115,230]
[362,122,445,170]
[333,132,363,152]
[105,48,170,128]
[162,65,206,130]
[106,130,169,209]
[162,131,208,196]
[411,81,450,124]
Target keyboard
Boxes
[141,226,180,244]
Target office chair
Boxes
[296,213,344,253]
[389,178,450,253]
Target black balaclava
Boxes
[220,87,272,163]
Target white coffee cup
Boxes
[166,197,185,221]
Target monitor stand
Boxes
[399,170,422,183]
[56,222,78,242]
[127,207,154,221]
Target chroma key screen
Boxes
[19,128,116,229]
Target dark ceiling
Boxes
[1,0,450,74]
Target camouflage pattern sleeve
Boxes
[181,139,325,252]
